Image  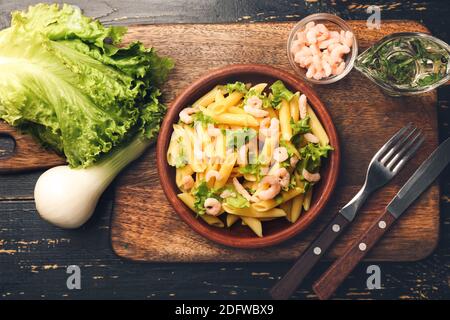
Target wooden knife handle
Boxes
[0,121,65,173]
[312,210,396,300]
[270,214,350,300]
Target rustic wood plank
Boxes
[1,200,449,299]
[111,21,440,262]
[0,0,449,300]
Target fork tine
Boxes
[374,123,412,161]
[386,130,422,170]
[392,135,425,173]
[380,126,417,165]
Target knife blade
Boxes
[387,136,450,218]
[312,137,450,300]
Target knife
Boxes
[312,137,450,300]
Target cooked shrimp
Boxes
[244,96,267,117]
[331,44,350,61]
[306,28,318,45]
[205,170,221,182]
[247,96,263,109]
[237,144,248,165]
[316,23,329,42]
[305,21,316,30]
[318,37,339,50]
[299,94,308,119]
[179,107,198,124]
[332,61,346,75]
[181,175,195,190]
[275,167,290,188]
[233,177,258,202]
[256,175,281,201]
[220,190,236,199]
[304,133,320,144]
[302,168,321,182]
[207,125,222,137]
[273,147,288,162]
[322,60,332,77]
[244,104,268,118]
[260,166,269,176]
[343,31,354,48]
[259,117,271,140]
[306,64,316,79]
[204,198,221,216]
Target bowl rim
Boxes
[156,64,340,249]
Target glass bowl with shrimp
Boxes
[287,13,358,85]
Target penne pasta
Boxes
[290,194,304,223]
[212,113,259,127]
[280,200,292,222]
[214,152,238,189]
[226,214,239,227]
[303,187,313,211]
[176,165,194,189]
[241,216,262,237]
[290,92,300,122]
[200,215,225,228]
[193,85,224,108]
[307,104,329,146]
[279,99,292,141]
[223,203,286,218]
[227,106,246,114]
[178,193,197,212]
[252,187,304,212]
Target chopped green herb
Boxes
[192,111,215,126]
[192,181,217,215]
[290,116,311,136]
[225,81,248,94]
[238,163,262,180]
[270,80,294,109]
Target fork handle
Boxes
[270,214,350,300]
[312,210,396,300]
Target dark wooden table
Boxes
[0,0,449,300]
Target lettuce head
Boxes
[0,4,173,167]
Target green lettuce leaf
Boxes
[225,81,248,94]
[192,181,218,215]
[238,163,262,181]
[221,186,250,209]
[0,4,173,167]
[270,80,294,109]
[299,143,333,172]
[290,116,311,136]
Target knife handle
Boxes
[270,214,350,300]
[312,210,396,300]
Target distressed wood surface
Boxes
[111,21,439,262]
[0,0,449,300]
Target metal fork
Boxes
[270,123,424,300]
[340,123,424,222]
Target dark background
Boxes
[0,0,449,299]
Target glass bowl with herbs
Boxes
[355,32,450,96]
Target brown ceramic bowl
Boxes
[156,64,340,249]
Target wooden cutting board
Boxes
[110,21,440,262]
[0,21,440,262]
